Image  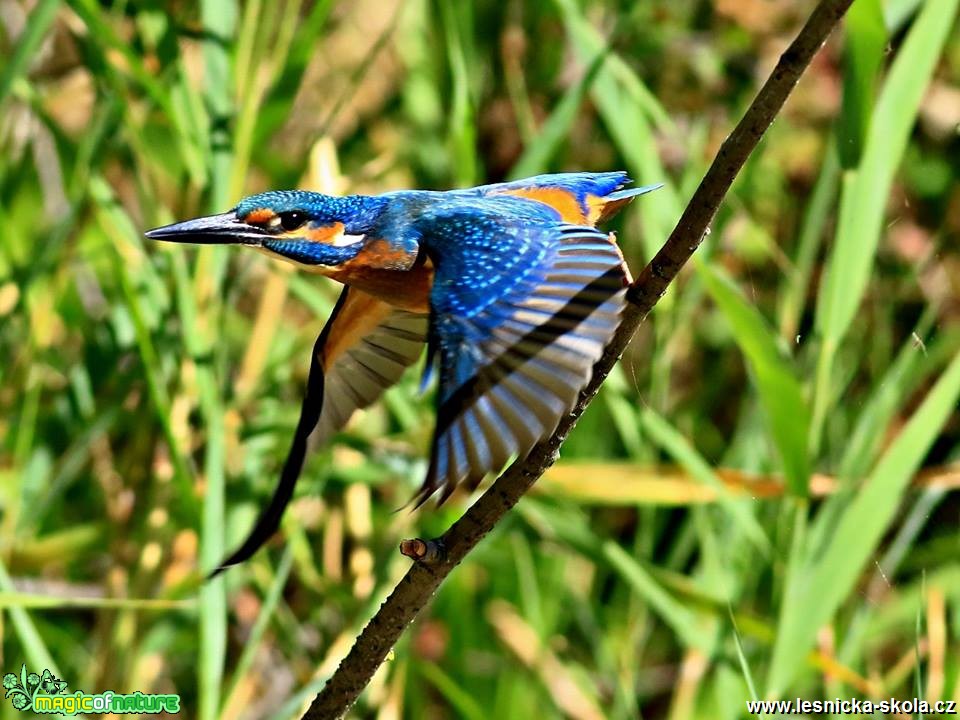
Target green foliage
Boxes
[700,263,810,496]
[1,1,958,718]
[813,0,960,450]
[838,0,886,168]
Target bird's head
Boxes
[146,191,387,267]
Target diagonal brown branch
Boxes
[301,1,854,716]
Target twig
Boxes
[301,1,854,717]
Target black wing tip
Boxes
[407,466,454,512]
[206,564,230,581]
[410,455,467,511]
[410,484,437,511]
[205,548,249,580]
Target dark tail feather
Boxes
[207,290,349,578]
[207,437,306,578]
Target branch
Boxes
[301,1,853,716]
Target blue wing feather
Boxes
[411,199,629,502]
[471,171,632,203]
[464,172,660,225]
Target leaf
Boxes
[554,0,680,256]
[0,0,59,103]
[509,49,607,179]
[776,142,840,339]
[440,0,479,186]
[700,263,811,495]
[0,562,60,677]
[767,349,960,696]
[837,0,886,168]
[418,662,487,720]
[640,408,771,554]
[811,0,960,447]
[603,541,709,651]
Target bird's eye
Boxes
[278,211,307,231]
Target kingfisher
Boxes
[146,172,658,575]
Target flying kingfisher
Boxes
[146,172,658,575]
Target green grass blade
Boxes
[837,0,886,168]
[728,606,761,709]
[509,49,606,180]
[440,0,479,187]
[0,593,192,611]
[418,661,486,720]
[553,0,676,134]
[767,349,960,696]
[885,0,924,29]
[837,306,939,480]
[198,367,227,720]
[603,541,708,651]
[700,263,811,496]
[89,177,198,518]
[554,0,680,253]
[640,408,770,554]
[776,142,839,340]
[67,0,207,181]
[221,548,294,714]
[0,559,60,675]
[0,0,59,104]
[811,0,960,449]
[195,0,238,714]
[520,501,708,650]
[252,0,335,148]
[201,0,237,209]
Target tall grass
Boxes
[1,1,958,717]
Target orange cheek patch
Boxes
[245,208,275,224]
[303,222,345,243]
[498,187,588,224]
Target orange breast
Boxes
[326,242,433,313]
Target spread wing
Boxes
[413,202,629,505]
[211,287,427,575]
[309,288,428,449]
[473,171,660,225]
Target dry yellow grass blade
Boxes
[881,638,929,693]
[927,587,946,702]
[486,600,606,720]
[667,648,708,720]
[235,136,344,402]
[809,648,883,698]
[234,261,294,402]
[537,464,960,506]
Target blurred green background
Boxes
[2,0,960,717]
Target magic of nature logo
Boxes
[3,665,180,715]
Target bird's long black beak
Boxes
[145,211,268,245]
